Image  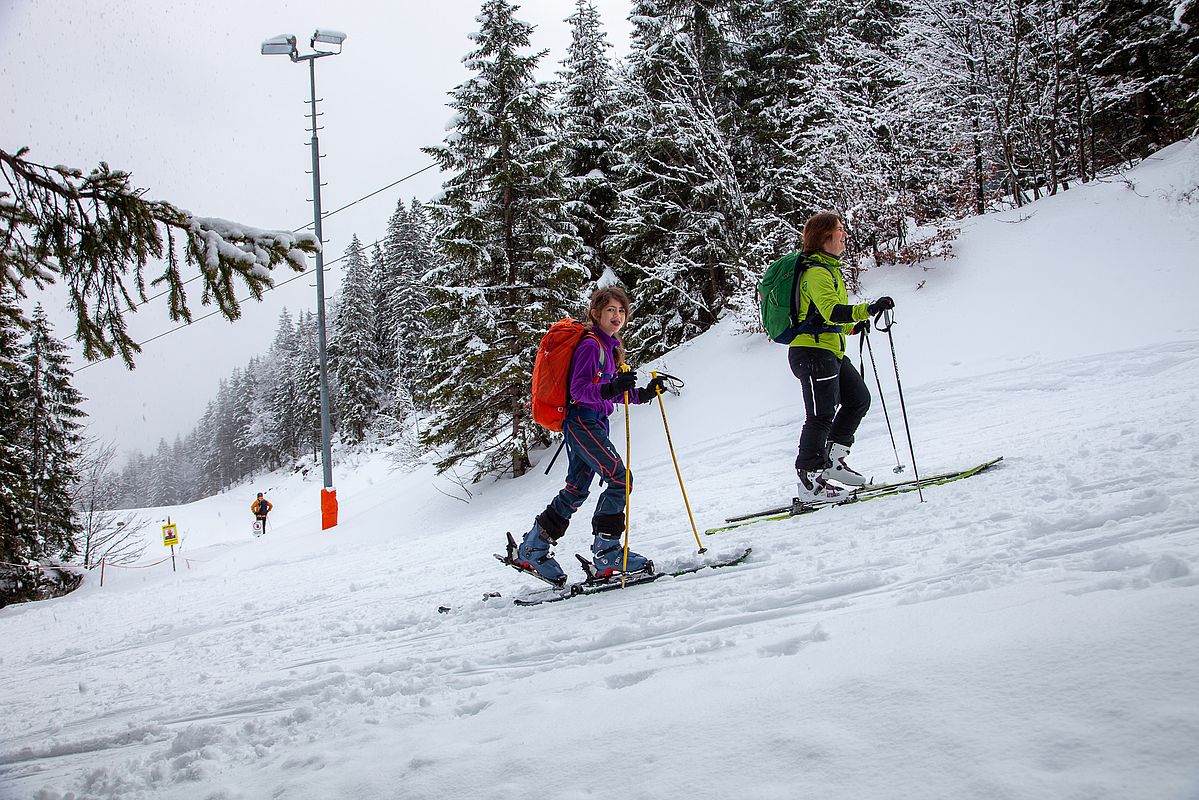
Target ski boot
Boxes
[795,468,847,507]
[589,534,654,579]
[513,521,567,588]
[587,513,653,580]
[510,507,570,587]
[821,442,869,487]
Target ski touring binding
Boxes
[494,532,570,590]
[575,552,655,588]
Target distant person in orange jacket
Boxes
[252,492,273,534]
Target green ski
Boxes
[705,457,1003,535]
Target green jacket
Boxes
[788,251,869,359]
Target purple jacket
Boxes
[568,327,647,416]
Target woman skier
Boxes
[788,211,894,502]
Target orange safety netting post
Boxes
[321,487,339,530]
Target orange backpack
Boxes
[531,319,605,432]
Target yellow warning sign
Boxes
[162,523,179,547]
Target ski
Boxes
[511,547,753,607]
[723,458,1003,523]
[705,456,1003,535]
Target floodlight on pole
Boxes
[260,34,297,57]
[312,29,347,49]
[261,29,347,531]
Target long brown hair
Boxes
[802,211,844,255]
[585,286,630,368]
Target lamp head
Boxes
[261,34,298,58]
[311,29,346,54]
[312,29,347,47]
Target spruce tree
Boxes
[558,0,624,283]
[238,356,275,472]
[730,0,839,259]
[382,199,435,422]
[150,438,179,506]
[609,0,751,359]
[381,198,436,417]
[378,201,408,397]
[0,288,32,562]
[815,0,923,263]
[294,312,324,460]
[195,400,223,498]
[334,235,381,444]
[267,309,303,465]
[421,0,587,480]
[18,306,86,559]
[369,238,395,401]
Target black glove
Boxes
[600,370,637,400]
[866,296,895,315]
[641,375,670,397]
[851,320,870,336]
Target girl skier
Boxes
[515,286,671,587]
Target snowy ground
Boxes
[2,140,1198,800]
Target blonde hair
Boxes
[585,286,630,368]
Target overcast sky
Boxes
[0,0,632,457]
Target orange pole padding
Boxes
[321,487,339,530]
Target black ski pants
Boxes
[789,346,871,471]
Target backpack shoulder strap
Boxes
[790,252,809,326]
[565,329,605,406]
[793,257,844,343]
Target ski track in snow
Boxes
[3,339,1197,800]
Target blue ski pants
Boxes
[549,409,632,524]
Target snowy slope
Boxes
[2,140,1198,800]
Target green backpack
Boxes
[757,252,842,344]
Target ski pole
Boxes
[875,309,923,500]
[544,440,566,474]
[863,330,905,473]
[651,371,705,554]
[620,364,632,588]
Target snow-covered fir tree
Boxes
[172,434,199,504]
[368,239,395,401]
[0,288,32,562]
[609,0,751,359]
[294,311,325,461]
[558,0,625,284]
[267,309,304,467]
[334,235,381,445]
[150,438,181,507]
[237,356,275,471]
[16,305,86,560]
[421,0,587,480]
[381,198,435,420]
[725,0,840,260]
[199,384,231,494]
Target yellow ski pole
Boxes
[620,363,632,588]
[652,371,706,554]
